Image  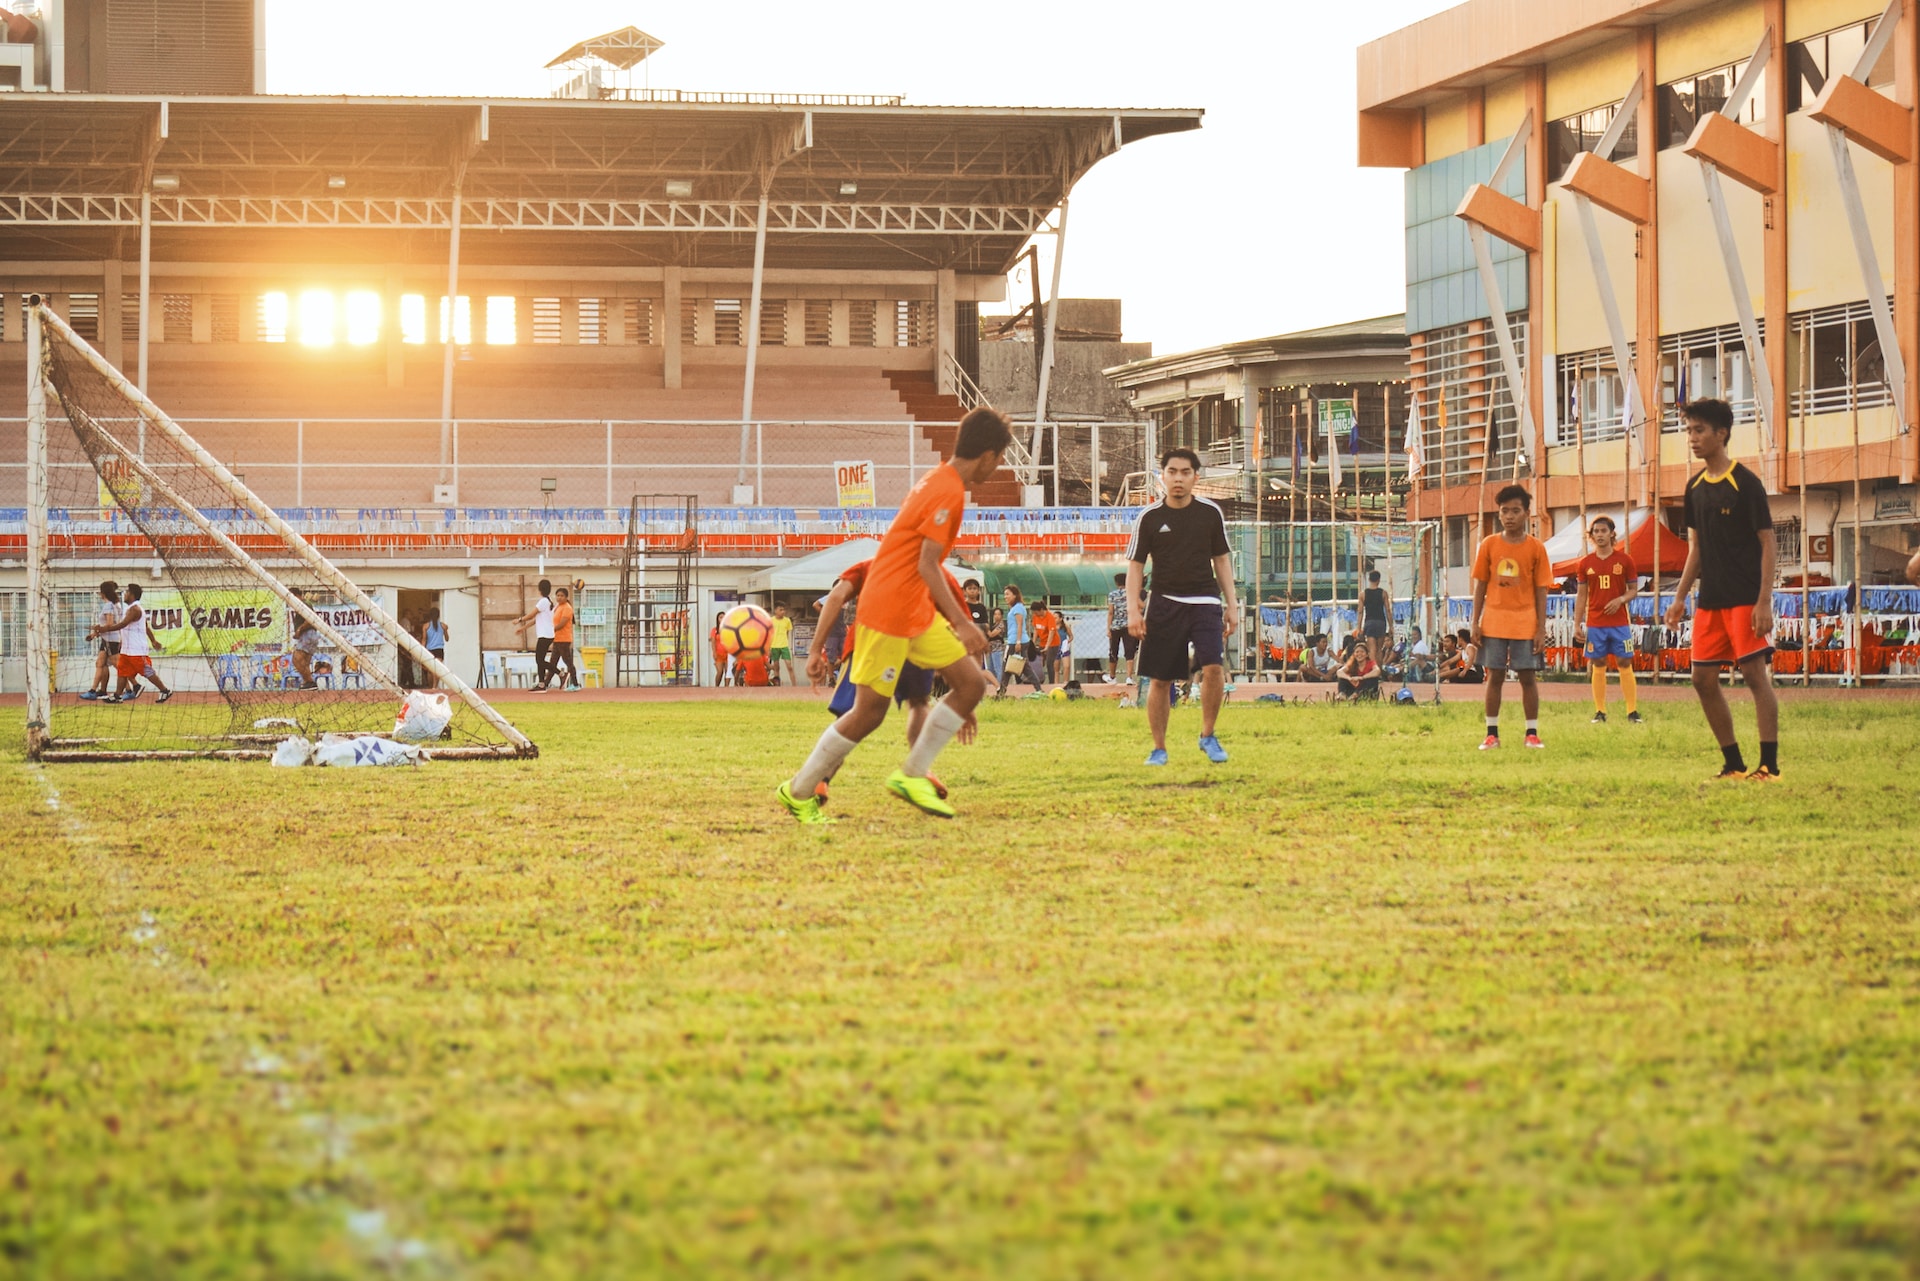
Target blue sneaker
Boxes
[1145,748,1168,767]
[1198,734,1228,763]
[119,686,143,702]
[78,690,100,701]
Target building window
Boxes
[1557,346,1636,445]
[849,300,877,348]
[67,294,100,341]
[1658,59,1764,149]
[1660,322,1762,428]
[1789,299,1895,416]
[1788,20,1895,113]
[804,299,832,347]
[531,298,562,344]
[1547,102,1638,180]
[211,295,240,342]
[1416,317,1529,482]
[1774,515,1803,566]
[164,293,194,343]
[624,298,654,346]
[713,298,743,347]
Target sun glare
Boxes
[297,290,334,347]
[344,290,381,346]
[486,296,516,346]
[259,291,288,343]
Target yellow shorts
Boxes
[849,618,968,697]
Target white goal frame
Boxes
[24,298,537,760]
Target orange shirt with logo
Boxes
[856,463,966,638]
[552,601,575,643]
[1471,533,1554,639]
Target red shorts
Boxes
[1692,606,1772,666]
[114,653,155,681]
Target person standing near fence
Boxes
[81,580,121,701]
[1002,585,1035,693]
[514,579,555,690]
[1664,398,1780,781]
[548,587,580,691]
[1359,570,1391,669]
[1105,572,1136,684]
[420,607,448,689]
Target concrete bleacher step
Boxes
[881,369,1021,503]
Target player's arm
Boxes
[1468,579,1488,646]
[1125,561,1147,638]
[1608,565,1637,616]
[919,539,985,654]
[1664,539,1703,628]
[1573,579,1590,641]
[1752,526,1776,636]
[1212,550,1241,635]
[805,582,853,685]
[1532,583,1549,648]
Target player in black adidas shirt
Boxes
[1125,447,1240,766]
[1663,398,1781,781]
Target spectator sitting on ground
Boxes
[1438,628,1484,683]
[1296,634,1339,683]
[1401,626,1435,682]
[1336,645,1382,701]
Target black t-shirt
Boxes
[1127,498,1230,599]
[966,600,990,630]
[1685,462,1772,609]
[1361,587,1388,625]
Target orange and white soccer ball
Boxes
[719,604,774,659]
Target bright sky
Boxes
[267,0,1455,359]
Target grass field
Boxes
[3,694,1918,1279]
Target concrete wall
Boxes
[980,339,1150,420]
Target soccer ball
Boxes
[719,604,774,658]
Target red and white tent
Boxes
[1547,507,1689,577]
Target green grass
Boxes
[3,695,1919,1279]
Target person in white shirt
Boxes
[513,578,555,689]
[81,579,122,700]
[98,582,171,702]
[1295,634,1339,683]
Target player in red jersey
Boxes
[776,408,1012,822]
[1573,514,1642,724]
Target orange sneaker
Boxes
[1524,733,1545,749]
[1746,765,1781,783]
[1478,734,1500,751]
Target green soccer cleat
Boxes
[886,769,956,818]
[776,780,837,825]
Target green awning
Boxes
[974,562,1129,607]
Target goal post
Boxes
[25,298,537,761]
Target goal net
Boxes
[23,299,536,761]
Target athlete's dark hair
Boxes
[1494,483,1533,510]
[123,582,143,601]
[1002,584,1024,603]
[538,578,552,596]
[954,407,1013,460]
[1367,570,1381,583]
[98,579,118,599]
[1683,397,1735,439]
[1589,514,1617,533]
[1456,628,1471,641]
[1161,446,1202,472]
[1114,572,1127,586]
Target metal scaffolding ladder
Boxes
[614,494,698,687]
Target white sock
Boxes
[902,702,966,777]
[1526,719,1539,735]
[791,726,857,796]
[1486,716,1498,732]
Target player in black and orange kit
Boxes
[1574,514,1642,724]
[1664,398,1781,781]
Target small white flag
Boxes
[1404,394,1424,481]
[1327,423,1343,492]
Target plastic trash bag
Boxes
[313,735,426,768]
[393,691,452,742]
[270,736,315,767]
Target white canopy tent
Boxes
[737,539,984,597]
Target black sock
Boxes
[1759,741,1778,771]
[1721,743,1746,773]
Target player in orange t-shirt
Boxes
[777,408,1013,823]
[1469,484,1554,750]
[1573,514,1641,724]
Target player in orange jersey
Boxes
[776,408,1012,822]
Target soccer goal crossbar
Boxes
[24,298,536,760]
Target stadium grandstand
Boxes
[0,1,1200,688]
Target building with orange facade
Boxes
[1358,0,1918,590]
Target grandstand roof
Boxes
[1105,314,1408,386]
[0,94,1203,272]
